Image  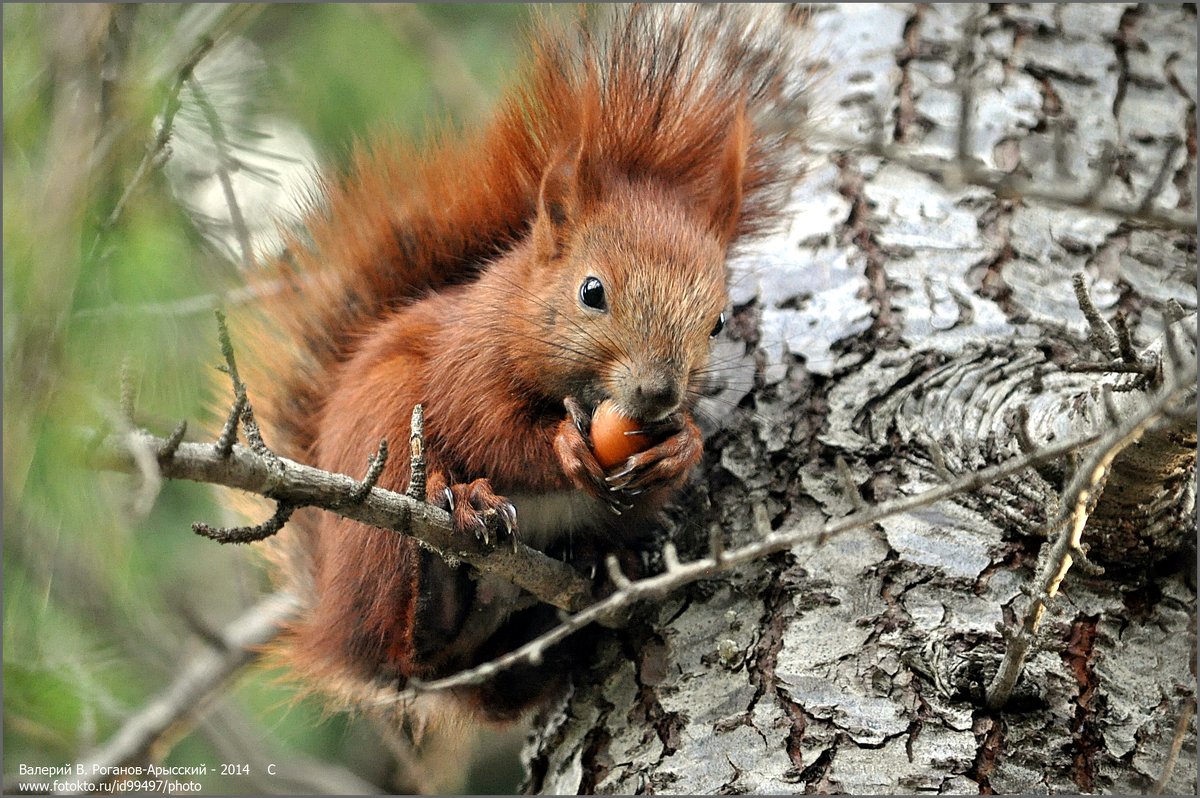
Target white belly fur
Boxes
[507,490,605,549]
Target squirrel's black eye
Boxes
[579,276,607,310]
[710,312,725,337]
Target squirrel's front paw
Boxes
[553,400,634,516]
[602,413,703,495]
[554,397,701,515]
[433,478,518,547]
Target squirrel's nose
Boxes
[631,375,681,421]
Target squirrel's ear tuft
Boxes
[535,146,578,258]
[535,140,601,259]
[536,72,604,259]
[704,109,748,248]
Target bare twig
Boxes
[213,391,245,458]
[93,390,162,521]
[186,76,255,268]
[807,131,1197,232]
[348,439,389,505]
[373,428,1110,704]
[985,372,1196,709]
[160,419,188,460]
[121,428,163,521]
[604,554,633,590]
[119,358,137,424]
[1111,312,1141,365]
[1072,272,1121,357]
[1152,696,1197,794]
[407,404,426,501]
[91,433,595,613]
[194,501,296,544]
[1137,137,1184,215]
[86,36,216,264]
[214,310,275,464]
[66,594,299,790]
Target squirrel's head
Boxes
[524,121,745,422]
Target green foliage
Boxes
[3,5,526,793]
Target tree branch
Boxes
[90,431,595,613]
[363,304,1197,710]
[985,315,1198,709]
[67,593,299,784]
[375,426,1111,705]
[808,129,1197,232]
[185,75,254,269]
[85,35,215,265]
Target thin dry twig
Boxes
[213,310,274,462]
[406,404,426,501]
[194,501,296,544]
[186,76,255,269]
[1152,696,1197,794]
[93,388,162,521]
[375,427,1109,704]
[160,419,188,460]
[807,131,1197,233]
[67,593,299,785]
[1072,272,1121,357]
[984,362,1196,709]
[119,358,138,424]
[86,36,216,265]
[213,390,245,458]
[92,432,595,613]
[348,439,389,505]
[1111,312,1141,365]
[1137,136,1184,216]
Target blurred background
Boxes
[3,4,546,793]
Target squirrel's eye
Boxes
[579,276,607,310]
[710,312,726,337]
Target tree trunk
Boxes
[523,4,1197,794]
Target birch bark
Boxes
[524,5,1197,794]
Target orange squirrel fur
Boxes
[234,4,809,722]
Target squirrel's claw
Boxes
[498,501,519,549]
[434,478,518,546]
[563,395,592,437]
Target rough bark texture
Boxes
[524,4,1197,794]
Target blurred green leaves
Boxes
[3,4,526,793]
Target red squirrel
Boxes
[235,5,809,723]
